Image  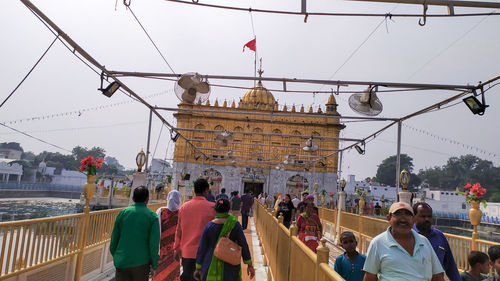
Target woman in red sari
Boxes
[296,201,322,253]
[154,190,181,281]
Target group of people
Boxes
[333,201,500,281]
[109,179,255,281]
[271,190,323,253]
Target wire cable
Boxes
[1,34,59,109]
[408,10,497,79]
[126,5,175,73]
[0,122,71,153]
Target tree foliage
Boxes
[0,142,24,152]
[375,154,421,188]
[418,154,500,199]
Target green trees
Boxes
[375,154,421,188]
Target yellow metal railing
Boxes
[0,202,164,280]
[254,200,345,281]
[317,207,500,272]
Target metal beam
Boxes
[175,127,361,142]
[109,71,476,91]
[189,139,340,151]
[156,106,400,122]
[347,0,500,9]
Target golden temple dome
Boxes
[327,93,337,105]
[241,81,276,108]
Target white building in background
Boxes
[344,175,472,217]
[0,159,23,183]
[38,160,86,186]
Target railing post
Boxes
[315,238,330,281]
[278,214,284,225]
[358,212,364,254]
[74,175,95,281]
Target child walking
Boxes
[334,231,366,281]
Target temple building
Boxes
[172,78,345,198]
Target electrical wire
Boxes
[408,10,497,79]
[0,122,71,153]
[164,0,500,18]
[126,5,176,73]
[1,34,59,109]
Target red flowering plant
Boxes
[459,182,487,207]
[79,156,103,175]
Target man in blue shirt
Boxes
[413,202,461,281]
[215,188,229,201]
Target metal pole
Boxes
[145,109,153,173]
[338,150,343,183]
[395,121,402,202]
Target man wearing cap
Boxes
[363,202,444,281]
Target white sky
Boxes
[1,0,499,180]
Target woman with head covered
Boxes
[154,190,182,281]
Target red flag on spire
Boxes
[243,38,256,52]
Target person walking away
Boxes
[292,195,300,209]
[240,189,253,230]
[230,191,241,218]
[296,202,322,252]
[334,231,366,281]
[374,202,381,216]
[206,189,215,203]
[461,251,490,281]
[363,202,444,281]
[193,198,255,281]
[110,186,160,281]
[215,188,228,201]
[485,245,500,281]
[174,179,216,281]
[260,192,267,204]
[413,202,461,281]
[265,193,274,211]
[276,194,295,229]
[154,190,182,281]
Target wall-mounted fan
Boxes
[348,86,383,116]
[215,131,233,147]
[302,136,319,152]
[174,72,210,104]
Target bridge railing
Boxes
[0,202,164,280]
[254,200,345,281]
[317,207,500,273]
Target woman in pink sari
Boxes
[153,190,181,281]
[296,202,322,253]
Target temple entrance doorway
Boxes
[243,182,263,197]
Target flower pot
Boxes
[84,175,97,202]
[469,200,482,226]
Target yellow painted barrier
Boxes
[0,202,165,280]
[254,200,344,281]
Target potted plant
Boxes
[459,182,487,226]
[79,156,103,201]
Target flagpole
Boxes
[254,36,257,86]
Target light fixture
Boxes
[400,169,410,191]
[98,73,120,98]
[303,136,319,152]
[136,150,146,172]
[354,142,365,155]
[463,94,488,115]
[170,128,180,142]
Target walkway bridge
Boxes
[0,199,498,281]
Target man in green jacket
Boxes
[110,186,160,281]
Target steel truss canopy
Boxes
[108,71,477,92]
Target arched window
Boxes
[252,127,264,142]
[271,129,282,145]
[214,125,224,131]
[194,124,205,140]
[233,126,243,142]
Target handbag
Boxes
[213,231,242,266]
